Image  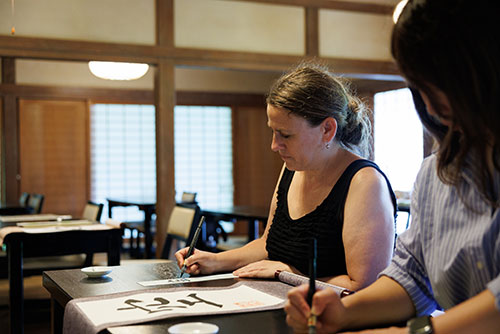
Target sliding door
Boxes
[19,99,89,217]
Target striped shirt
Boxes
[381,154,500,315]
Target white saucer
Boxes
[168,322,219,334]
[81,266,113,278]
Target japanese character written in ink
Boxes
[117,293,223,314]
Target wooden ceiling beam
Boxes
[223,0,395,15]
[0,36,162,64]
[0,35,401,78]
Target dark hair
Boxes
[266,62,371,157]
[392,0,500,207]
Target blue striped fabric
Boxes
[381,154,500,315]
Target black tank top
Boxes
[266,159,397,278]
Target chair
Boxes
[81,201,104,266]
[123,193,197,258]
[19,192,30,207]
[180,191,197,204]
[161,203,201,259]
[114,203,201,266]
[0,193,44,216]
[26,193,44,214]
[82,201,104,222]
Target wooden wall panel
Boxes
[232,105,282,213]
[19,99,88,217]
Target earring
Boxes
[326,143,330,149]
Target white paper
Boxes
[75,285,284,327]
[138,273,237,287]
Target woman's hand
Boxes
[174,247,219,275]
[285,284,347,334]
[233,260,291,278]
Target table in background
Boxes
[43,262,292,334]
[0,213,72,224]
[0,220,121,334]
[201,205,268,246]
[107,198,156,259]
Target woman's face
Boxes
[419,88,453,128]
[266,104,324,171]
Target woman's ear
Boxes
[322,117,337,143]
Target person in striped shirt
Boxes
[284,0,500,333]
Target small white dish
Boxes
[168,322,219,334]
[81,266,112,278]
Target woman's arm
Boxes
[332,167,395,291]
[287,279,500,334]
[176,165,285,275]
[285,276,415,333]
[430,289,500,334]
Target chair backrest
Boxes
[19,192,30,207]
[180,191,197,204]
[82,201,104,222]
[161,203,200,259]
[27,193,44,214]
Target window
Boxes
[174,106,233,209]
[90,104,234,224]
[374,88,423,233]
[90,104,156,223]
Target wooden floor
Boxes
[0,270,62,333]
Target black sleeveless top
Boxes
[266,159,397,278]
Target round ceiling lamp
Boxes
[393,0,409,24]
[88,61,149,80]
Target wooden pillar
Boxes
[155,0,176,257]
[1,57,19,205]
[305,7,319,57]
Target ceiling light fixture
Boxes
[393,0,409,24]
[88,61,149,81]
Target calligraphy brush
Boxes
[179,216,205,278]
[307,238,317,334]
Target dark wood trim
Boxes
[1,95,18,205]
[1,57,16,84]
[353,79,407,94]
[0,35,162,64]
[0,84,154,103]
[0,84,267,107]
[223,0,395,15]
[305,7,319,57]
[172,48,399,77]
[177,91,265,107]
[85,101,91,202]
[156,0,174,48]
[154,60,176,258]
[1,57,19,205]
[0,35,399,77]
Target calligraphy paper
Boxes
[73,284,282,328]
[138,273,237,287]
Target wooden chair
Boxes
[161,203,201,259]
[26,193,44,214]
[82,201,104,222]
[19,192,30,207]
[113,203,201,266]
[81,201,105,266]
[180,191,197,204]
[123,193,198,258]
[0,192,39,215]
